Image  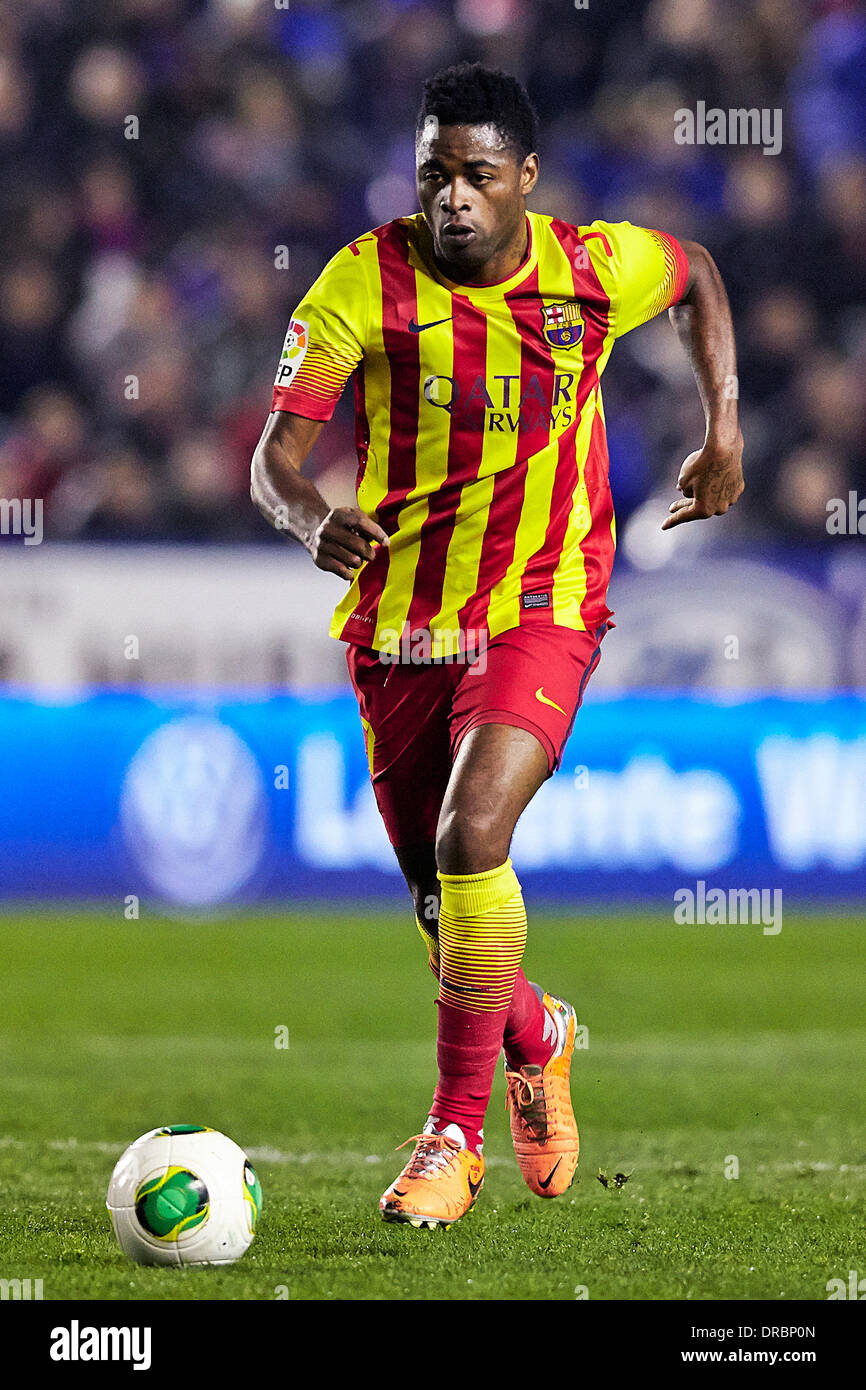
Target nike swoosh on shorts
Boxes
[535,687,566,715]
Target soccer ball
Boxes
[106,1124,262,1266]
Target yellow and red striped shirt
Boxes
[272,211,688,656]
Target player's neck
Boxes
[435,215,530,288]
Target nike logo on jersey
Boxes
[538,1160,562,1191]
[535,687,566,715]
[408,316,452,333]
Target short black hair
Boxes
[417,62,539,160]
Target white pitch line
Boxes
[1,1136,864,1176]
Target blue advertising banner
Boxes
[1,692,864,905]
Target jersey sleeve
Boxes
[271,245,368,420]
[583,221,689,338]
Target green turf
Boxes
[0,905,863,1300]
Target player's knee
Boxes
[435,806,508,876]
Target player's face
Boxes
[416,121,538,274]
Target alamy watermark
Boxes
[1,1276,43,1299]
[826,1270,866,1299]
[49,1321,151,1370]
[826,492,866,535]
[675,102,782,156]
[674,881,782,935]
[377,626,488,671]
[0,498,43,545]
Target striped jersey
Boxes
[271,210,688,656]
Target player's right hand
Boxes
[310,506,389,580]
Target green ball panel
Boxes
[155,1124,213,1136]
[135,1167,210,1240]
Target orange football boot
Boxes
[379,1124,484,1228]
[505,991,580,1197]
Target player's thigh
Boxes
[435,722,549,875]
[436,622,611,874]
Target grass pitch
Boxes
[0,904,863,1301]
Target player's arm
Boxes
[251,242,388,577]
[663,241,744,530]
[250,410,388,580]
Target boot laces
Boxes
[395,1132,461,1179]
[505,1069,550,1133]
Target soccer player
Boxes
[251,63,744,1228]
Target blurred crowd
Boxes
[0,0,864,547]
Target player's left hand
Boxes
[662,436,744,529]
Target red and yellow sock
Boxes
[430,859,528,1150]
[416,895,554,1065]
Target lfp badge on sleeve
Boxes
[274,317,309,387]
[541,301,585,349]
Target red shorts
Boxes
[345,622,611,849]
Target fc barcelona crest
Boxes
[541,300,585,349]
